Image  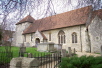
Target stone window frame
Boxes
[49,32,51,41]
[72,32,77,43]
[58,30,66,44]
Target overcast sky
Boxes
[0,0,102,30]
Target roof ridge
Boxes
[23,5,93,34]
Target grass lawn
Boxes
[0,46,50,64]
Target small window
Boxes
[72,32,77,43]
[31,34,33,41]
[49,33,51,41]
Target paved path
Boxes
[76,52,101,57]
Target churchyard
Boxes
[0,45,102,68]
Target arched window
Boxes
[72,32,77,43]
[58,30,65,44]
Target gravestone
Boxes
[54,44,62,51]
[10,57,23,68]
[22,57,39,68]
[10,57,39,68]
[37,42,54,52]
[68,47,72,57]
[24,42,30,47]
[19,46,26,57]
[101,45,102,56]
[27,53,33,58]
[61,49,67,57]
[73,48,76,54]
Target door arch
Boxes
[35,38,40,46]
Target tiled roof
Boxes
[92,9,102,20]
[16,15,35,25]
[23,6,92,34]
[40,32,47,40]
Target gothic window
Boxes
[72,32,77,43]
[58,30,65,44]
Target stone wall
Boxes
[15,22,31,46]
[42,25,86,52]
[88,16,102,53]
[15,21,88,52]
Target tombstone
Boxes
[73,48,76,54]
[68,47,72,57]
[101,45,102,56]
[22,57,39,68]
[10,57,23,68]
[19,46,26,57]
[24,42,30,47]
[27,53,33,58]
[54,44,62,51]
[37,42,54,52]
[61,49,67,57]
[10,57,39,68]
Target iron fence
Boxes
[0,51,61,68]
[33,52,61,68]
[0,51,13,68]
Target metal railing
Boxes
[0,51,13,68]
[0,51,61,68]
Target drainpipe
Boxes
[80,25,82,52]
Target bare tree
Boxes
[0,0,101,52]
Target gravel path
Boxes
[76,52,101,57]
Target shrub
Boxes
[59,56,102,68]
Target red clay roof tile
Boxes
[23,6,92,34]
[16,15,35,25]
[92,9,102,20]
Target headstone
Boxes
[73,48,76,54]
[68,47,72,57]
[37,42,54,52]
[27,53,33,58]
[101,45,102,56]
[19,46,26,57]
[61,49,67,57]
[10,57,39,68]
[22,57,39,68]
[25,42,30,47]
[10,57,23,68]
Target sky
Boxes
[0,0,102,31]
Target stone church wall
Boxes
[15,22,87,52]
[15,22,31,46]
[42,25,86,52]
[89,16,102,53]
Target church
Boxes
[15,5,102,53]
